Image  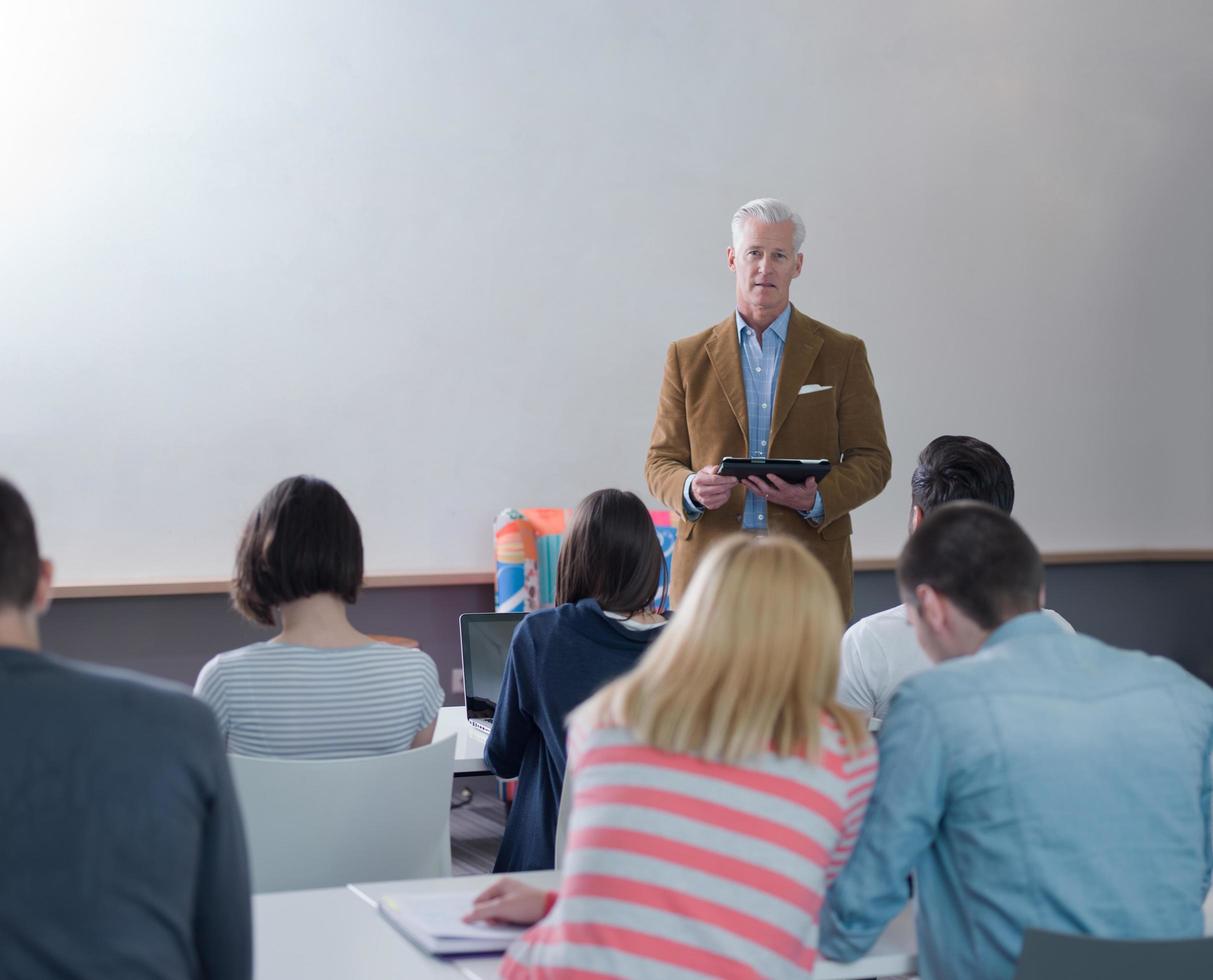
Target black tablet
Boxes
[717,457,831,483]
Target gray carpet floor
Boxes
[450,781,508,876]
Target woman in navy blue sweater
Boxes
[486,489,668,872]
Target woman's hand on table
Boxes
[463,878,553,926]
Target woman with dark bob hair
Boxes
[194,476,442,758]
[486,488,668,872]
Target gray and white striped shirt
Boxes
[194,641,443,759]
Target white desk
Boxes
[346,872,916,980]
[253,885,436,980]
[436,705,491,776]
[253,872,558,980]
[252,875,1213,979]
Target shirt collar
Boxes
[979,610,1067,651]
[736,304,792,345]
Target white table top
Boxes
[436,705,491,776]
[255,875,1213,979]
[253,885,435,979]
[253,873,558,980]
[257,870,917,979]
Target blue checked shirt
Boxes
[683,306,823,528]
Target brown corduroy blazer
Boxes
[645,307,892,618]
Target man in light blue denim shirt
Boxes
[821,502,1213,980]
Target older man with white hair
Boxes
[646,198,891,614]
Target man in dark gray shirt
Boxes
[0,477,251,979]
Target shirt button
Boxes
[756,367,762,373]
[758,514,765,521]
[761,403,768,410]
[761,440,767,446]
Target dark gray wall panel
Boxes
[40,584,496,703]
[40,563,1211,694]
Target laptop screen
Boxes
[459,612,524,717]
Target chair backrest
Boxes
[228,735,456,893]
[1013,928,1213,979]
[494,507,677,613]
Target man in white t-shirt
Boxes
[838,435,1071,722]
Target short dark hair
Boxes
[910,435,1014,515]
[231,476,364,626]
[555,489,665,614]
[0,478,40,611]
[897,501,1043,630]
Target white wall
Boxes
[2,1,1210,584]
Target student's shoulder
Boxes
[1135,648,1213,707]
[367,641,440,680]
[43,652,219,734]
[845,603,909,648]
[1069,638,1213,725]
[198,641,274,671]
[513,605,601,656]
[513,606,559,640]
[194,641,274,689]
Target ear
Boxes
[916,584,948,634]
[792,252,804,278]
[727,246,737,271]
[33,558,54,616]
[909,504,925,533]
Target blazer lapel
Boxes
[769,307,824,446]
[704,315,748,442]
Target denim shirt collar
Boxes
[735,304,792,345]
[980,610,1067,652]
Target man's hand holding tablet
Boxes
[690,459,831,513]
[689,464,739,510]
[745,472,818,511]
[716,457,831,513]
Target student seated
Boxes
[468,535,877,977]
[486,489,668,873]
[821,502,1213,980]
[838,434,1071,723]
[0,478,251,979]
[194,475,442,757]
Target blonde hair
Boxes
[574,534,867,763]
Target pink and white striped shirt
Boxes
[502,715,877,978]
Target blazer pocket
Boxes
[819,515,853,540]
[784,386,838,443]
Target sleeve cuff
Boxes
[682,473,705,521]
[799,492,825,524]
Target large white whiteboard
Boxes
[3,1,1211,585]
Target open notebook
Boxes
[379,891,526,956]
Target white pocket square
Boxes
[798,384,832,395]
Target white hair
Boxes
[731,198,805,253]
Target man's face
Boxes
[728,218,803,317]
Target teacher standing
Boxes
[645,198,892,616]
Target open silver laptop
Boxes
[458,612,524,740]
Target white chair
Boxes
[228,735,456,893]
